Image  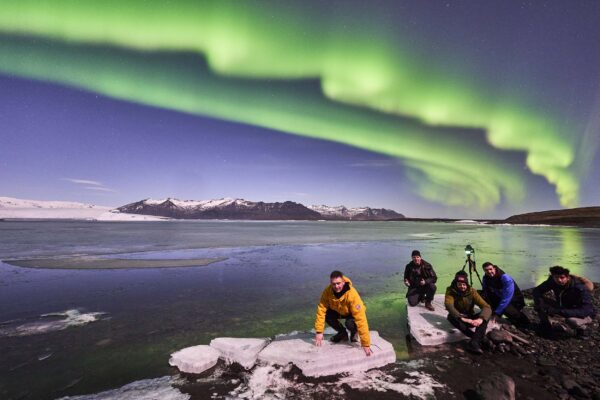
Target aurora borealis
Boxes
[0,1,598,217]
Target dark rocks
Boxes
[414,283,600,399]
[562,376,590,398]
[488,329,513,344]
[537,357,557,367]
[475,372,515,400]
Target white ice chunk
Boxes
[407,294,499,346]
[257,330,396,377]
[56,376,188,400]
[0,310,105,337]
[209,337,269,369]
[169,345,220,374]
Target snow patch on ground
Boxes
[338,369,445,397]
[409,233,437,238]
[0,208,110,219]
[0,309,106,337]
[227,361,446,400]
[56,376,189,400]
[95,211,169,221]
[454,220,488,225]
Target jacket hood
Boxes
[343,276,352,285]
[450,272,471,295]
[329,276,353,289]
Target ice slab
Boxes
[57,376,188,400]
[0,309,105,337]
[169,345,220,374]
[407,294,499,346]
[257,330,396,377]
[210,337,269,369]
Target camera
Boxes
[464,244,475,256]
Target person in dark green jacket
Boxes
[445,270,492,354]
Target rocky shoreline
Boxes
[410,283,600,399]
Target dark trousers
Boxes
[501,303,530,327]
[407,283,436,306]
[325,309,357,335]
[483,291,529,327]
[447,314,488,344]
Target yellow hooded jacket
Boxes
[314,276,370,347]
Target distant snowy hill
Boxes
[0,196,163,221]
[0,196,104,210]
[117,198,404,221]
[309,205,404,221]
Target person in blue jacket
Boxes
[481,262,529,327]
[533,266,595,337]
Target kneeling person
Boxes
[481,262,529,327]
[445,271,492,354]
[314,271,372,356]
[533,266,595,336]
[404,250,437,311]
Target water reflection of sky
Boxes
[1,221,599,399]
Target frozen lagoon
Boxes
[1,220,599,399]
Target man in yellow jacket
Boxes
[314,271,372,356]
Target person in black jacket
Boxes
[404,250,437,311]
[481,262,529,327]
[533,265,595,336]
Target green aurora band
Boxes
[0,1,580,208]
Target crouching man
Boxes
[533,266,595,337]
[481,262,530,327]
[445,270,492,354]
[404,250,437,311]
[314,270,372,356]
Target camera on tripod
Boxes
[464,244,475,256]
[461,244,481,285]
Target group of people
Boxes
[313,249,596,356]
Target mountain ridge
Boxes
[117,197,405,221]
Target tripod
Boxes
[461,254,482,286]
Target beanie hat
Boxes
[454,270,468,284]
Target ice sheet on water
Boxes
[0,309,106,337]
[56,376,188,400]
[210,337,269,369]
[258,330,396,377]
[169,345,221,374]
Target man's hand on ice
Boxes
[315,333,323,347]
[363,346,372,356]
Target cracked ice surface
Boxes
[257,330,396,377]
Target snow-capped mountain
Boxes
[117,198,323,220]
[309,205,404,220]
[117,198,404,221]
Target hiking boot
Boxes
[466,340,484,355]
[330,331,349,343]
[350,331,359,343]
[425,301,435,311]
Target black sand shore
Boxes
[409,283,600,399]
